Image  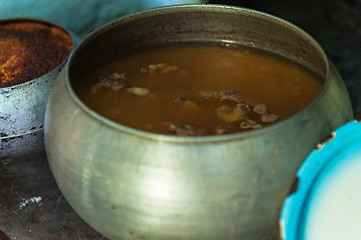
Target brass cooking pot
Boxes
[44,5,353,240]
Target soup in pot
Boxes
[73,42,323,136]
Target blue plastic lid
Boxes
[280,120,361,240]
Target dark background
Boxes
[210,0,361,118]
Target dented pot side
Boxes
[45,5,352,240]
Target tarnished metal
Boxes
[0,18,77,178]
[45,5,353,240]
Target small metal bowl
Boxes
[0,18,77,178]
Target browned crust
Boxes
[0,21,73,88]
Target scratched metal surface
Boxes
[0,164,107,240]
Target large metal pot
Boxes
[44,5,353,240]
[0,18,77,177]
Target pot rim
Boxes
[0,17,78,92]
[64,4,331,143]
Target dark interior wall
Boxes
[209,0,361,118]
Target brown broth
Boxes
[73,42,324,136]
